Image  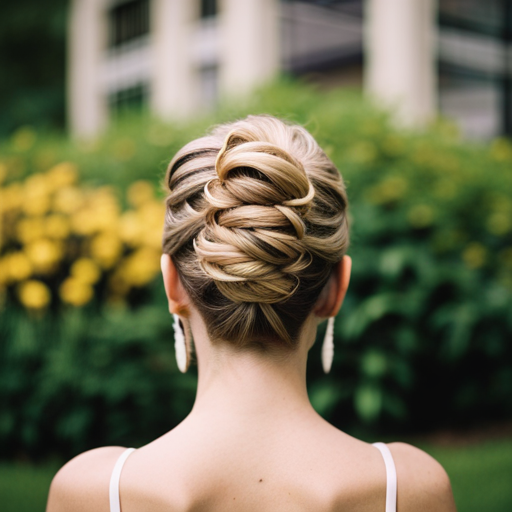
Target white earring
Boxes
[321,316,335,374]
[173,314,190,373]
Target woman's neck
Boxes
[186,311,318,422]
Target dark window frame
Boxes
[108,0,150,49]
[200,0,217,19]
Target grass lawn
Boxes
[422,439,512,512]
[1,439,511,512]
[0,461,59,512]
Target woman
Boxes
[47,115,457,512]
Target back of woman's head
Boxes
[162,115,349,349]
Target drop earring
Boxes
[173,314,191,373]
[321,316,335,374]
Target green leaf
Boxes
[361,350,387,378]
[354,383,382,423]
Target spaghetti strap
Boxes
[372,442,397,512]
[109,448,136,512]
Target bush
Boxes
[0,163,195,460]
[1,79,511,460]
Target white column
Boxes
[219,0,280,97]
[151,0,196,120]
[364,0,437,127]
[68,0,107,138]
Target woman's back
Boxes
[47,115,456,512]
[49,355,454,512]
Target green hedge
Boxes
[1,79,511,460]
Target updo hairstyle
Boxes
[162,115,349,349]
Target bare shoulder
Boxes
[387,442,457,512]
[46,446,128,512]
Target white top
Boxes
[109,443,397,512]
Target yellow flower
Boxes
[22,173,51,216]
[5,252,32,282]
[119,211,143,246]
[53,186,84,214]
[70,258,101,285]
[46,162,79,188]
[18,280,51,310]
[17,217,45,244]
[127,180,154,208]
[25,239,62,273]
[91,194,120,231]
[60,277,93,306]
[24,173,50,195]
[94,186,119,204]
[71,208,101,235]
[119,248,160,287]
[22,194,50,217]
[140,207,165,250]
[120,201,164,249]
[142,223,165,250]
[71,188,120,235]
[45,214,71,239]
[407,204,434,228]
[462,243,487,269]
[138,201,165,224]
[90,233,123,269]
[0,183,23,211]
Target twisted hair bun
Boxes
[163,115,348,347]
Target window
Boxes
[200,0,217,19]
[438,0,512,137]
[109,83,149,117]
[109,0,150,48]
[199,65,219,108]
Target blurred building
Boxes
[68,0,280,137]
[437,0,512,139]
[68,0,511,140]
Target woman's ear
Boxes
[314,255,352,318]
[160,254,190,316]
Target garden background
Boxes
[1,2,512,511]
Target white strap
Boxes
[373,442,397,512]
[109,448,136,512]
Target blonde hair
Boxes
[162,115,349,348]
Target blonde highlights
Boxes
[163,115,349,348]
